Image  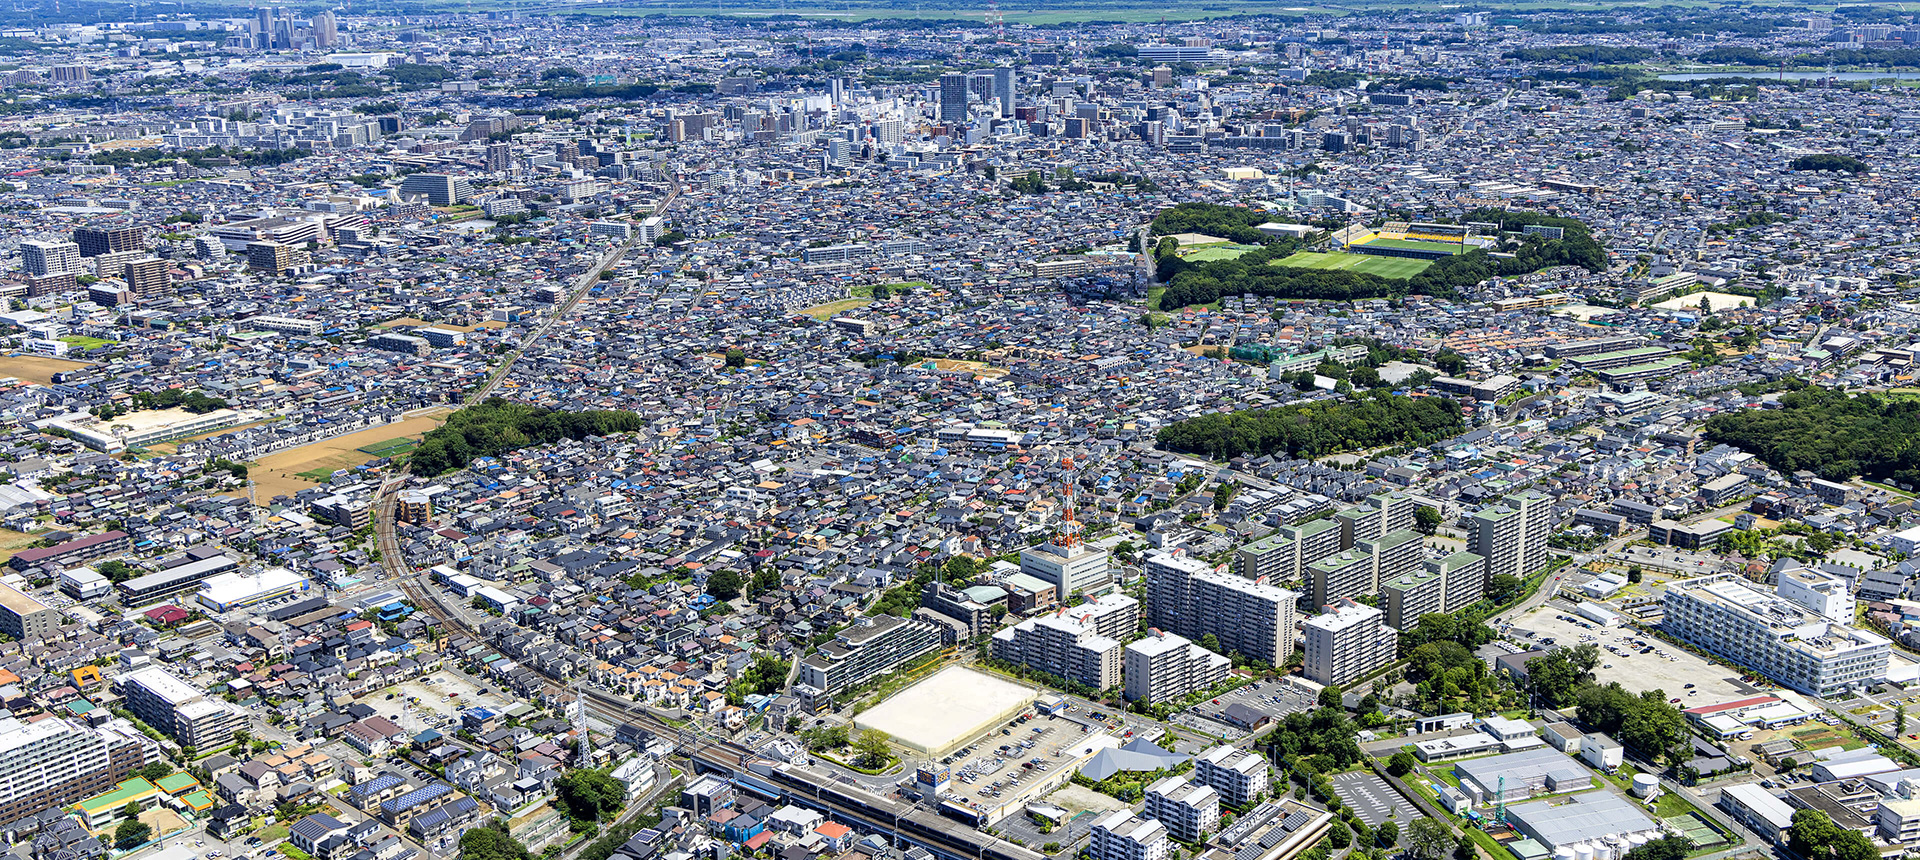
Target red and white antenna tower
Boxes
[1051,455,1082,549]
[986,0,1005,40]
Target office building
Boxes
[1020,539,1112,598]
[398,173,473,206]
[21,239,81,276]
[0,581,57,643]
[73,225,143,258]
[1194,745,1269,809]
[1147,551,1299,666]
[992,66,1017,116]
[1091,811,1171,860]
[1144,775,1220,843]
[1124,631,1228,704]
[939,72,970,123]
[992,594,1136,691]
[123,257,170,299]
[1470,490,1554,583]
[120,668,246,750]
[1662,573,1889,698]
[1302,600,1396,687]
[0,715,155,829]
[795,614,942,694]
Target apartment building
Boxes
[1147,551,1299,666]
[1470,490,1554,583]
[1091,811,1171,860]
[1334,492,1418,547]
[1235,518,1341,582]
[1144,774,1221,843]
[1124,631,1229,704]
[73,224,143,257]
[796,614,943,694]
[0,715,155,829]
[120,668,249,750]
[0,581,58,642]
[1303,600,1396,687]
[992,595,1137,691]
[1430,550,1488,613]
[1308,528,1423,606]
[1381,568,1445,630]
[1194,745,1269,809]
[21,239,81,276]
[1662,573,1889,698]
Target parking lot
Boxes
[1174,680,1315,737]
[1329,771,1418,827]
[1505,605,1753,702]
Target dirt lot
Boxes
[137,806,188,838]
[242,409,451,502]
[377,317,506,332]
[0,528,47,562]
[1044,782,1130,816]
[1507,605,1752,702]
[0,355,91,385]
[800,298,872,319]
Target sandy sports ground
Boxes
[243,408,452,502]
[800,298,873,319]
[0,355,91,385]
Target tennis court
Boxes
[1274,251,1432,280]
[1666,812,1730,849]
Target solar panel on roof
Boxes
[1280,811,1311,832]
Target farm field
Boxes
[241,409,453,503]
[1274,251,1432,280]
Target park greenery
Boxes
[1156,392,1462,461]
[459,819,535,860]
[1151,206,1603,309]
[1790,154,1869,174]
[1702,386,1920,484]
[553,768,627,825]
[1576,682,1690,764]
[408,397,645,476]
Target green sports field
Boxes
[1182,244,1260,262]
[1274,251,1432,280]
[1357,236,1464,255]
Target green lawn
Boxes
[1274,251,1432,280]
[357,437,419,457]
[1182,244,1260,263]
[1357,236,1464,255]
[59,336,116,350]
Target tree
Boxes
[1454,836,1477,860]
[1622,836,1690,860]
[1319,684,1344,709]
[724,348,746,368]
[138,762,173,782]
[1327,822,1353,849]
[1405,818,1453,860]
[1626,565,1643,584]
[115,820,152,849]
[853,728,893,769]
[1376,820,1399,848]
[459,819,533,860]
[1199,633,1223,653]
[1900,704,1908,737]
[1413,506,1442,536]
[1386,751,1418,777]
[1487,573,1523,603]
[1526,644,1599,709]
[121,801,142,821]
[554,769,626,822]
[705,570,743,601]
